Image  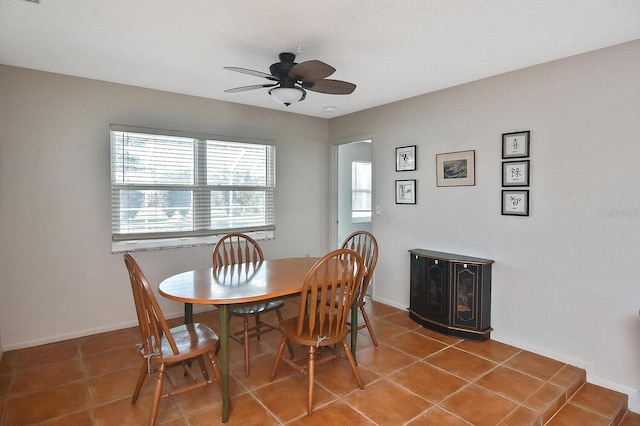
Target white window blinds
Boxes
[110,125,275,243]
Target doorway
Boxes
[336,139,373,246]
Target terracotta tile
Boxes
[426,347,498,381]
[390,361,468,403]
[4,381,89,424]
[368,318,413,341]
[440,384,519,426]
[10,358,84,396]
[621,411,640,425]
[498,405,541,425]
[312,354,379,396]
[454,338,521,363]
[170,379,222,415]
[365,300,400,317]
[0,373,13,399]
[407,406,470,425]
[0,351,16,374]
[548,364,586,399]
[546,403,610,426]
[523,383,566,424]
[83,345,141,377]
[616,408,632,426]
[476,366,545,403]
[503,350,566,381]
[11,339,79,370]
[413,326,463,345]
[387,331,447,359]
[353,331,376,351]
[253,374,336,423]
[568,382,627,418]
[93,393,181,425]
[382,310,423,330]
[342,379,432,425]
[78,328,138,357]
[289,400,375,425]
[88,366,150,405]
[231,351,293,391]
[355,345,416,376]
[40,410,94,425]
[185,393,278,425]
[0,303,632,426]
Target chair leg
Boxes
[197,355,209,381]
[206,351,223,391]
[148,363,165,426]
[269,336,288,381]
[132,362,148,403]
[243,317,250,376]
[341,339,364,389]
[307,345,316,415]
[360,304,378,347]
[275,308,295,359]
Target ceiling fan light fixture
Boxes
[269,87,305,106]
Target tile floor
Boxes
[1,297,639,425]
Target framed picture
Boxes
[396,145,416,171]
[502,131,530,159]
[502,190,529,216]
[502,160,530,187]
[436,150,475,187]
[395,179,416,204]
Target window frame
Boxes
[110,125,276,252]
[351,160,372,224]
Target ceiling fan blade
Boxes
[224,83,277,93]
[303,79,356,95]
[289,60,335,82]
[224,66,278,81]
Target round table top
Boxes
[158,257,320,305]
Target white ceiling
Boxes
[2,0,639,118]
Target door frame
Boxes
[330,135,374,249]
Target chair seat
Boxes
[146,323,220,364]
[229,300,284,316]
[277,316,347,347]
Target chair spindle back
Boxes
[296,248,365,339]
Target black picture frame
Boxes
[502,190,529,216]
[395,179,416,204]
[396,145,416,172]
[502,160,530,187]
[502,131,530,159]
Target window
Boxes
[351,161,372,223]
[110,125,275,251]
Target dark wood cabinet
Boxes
[409,249,494,341]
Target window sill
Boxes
[111,230,274,253]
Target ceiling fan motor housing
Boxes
[270,53,298,88]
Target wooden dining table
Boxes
[158,256,361,423]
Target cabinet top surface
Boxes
[409,248,494,264]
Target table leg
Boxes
[184,303,193,324]
[218,304,230,423]
[351,299,358,362]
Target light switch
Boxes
[375,205,381,215]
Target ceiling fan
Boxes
[224,52,356,106]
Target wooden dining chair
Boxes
[124,254,222,426]
[212,233,293,376]
[269,248,366,415]
[341,231,379,346]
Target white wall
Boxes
[329,40,640,409]
[0,65,331,349]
